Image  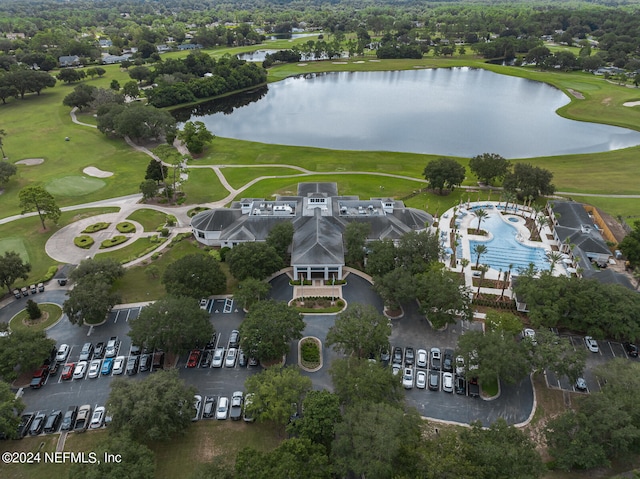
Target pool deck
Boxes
[437,201,570,298]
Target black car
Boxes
[61,406,78,431]
[78,342,94,362]
[205,334,217,351]
[380,349,390,367]
[624,342,639,358]
[428,371,440,391]
[404,347,415,366]
[442,349,454,372]
[455,376,466,395]
[44,410,62,433]
[126,355,139,375]
[202,396,216,418]
[48,361,59,376]
[201,350,213,368]
[29,412,46,435]
[130,344,142,356]
[392,347,403,365]
[139,353,152,372]
[94,342,105,359]
[16,413,34,438]
[229,330,240,348]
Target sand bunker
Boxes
[332,61,348,64]
[15,158,44,165]
[297,63,308,66]
[623,100,640,107]
[83,166,114,178]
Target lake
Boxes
[174,67,640,158]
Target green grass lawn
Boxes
[126,209,167,232]
[45,175,106,197]
[9,303,62,332]
[95,236,166,264]
[0,237,29,263]
[181,167,228,204]
[220,166,309,190]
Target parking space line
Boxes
[125,309,132,322]
[608,342,616,357]
[113,310,122,323]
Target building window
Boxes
[198,232,205,238]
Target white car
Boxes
[112,356,126,375]
[89,407,105,429]
[216,396,229,420]
[73,361,87,380]
[392,364,402,376]
[522,328,537,345]
[87,359,101,379]
[199,299,208,310]
[56,344,70,362]
[416,370,427,389]
[575,377,588,391]
[225,348,237,368]
[455,356,465,376]
[584,336,599,353]
[442,372,454,393]
[416,349,428,368]
[402,367,414,389]
[192,395,202,421]
[212,347,225,368]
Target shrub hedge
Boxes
[100,235,128,249]
[116,222,136,233]
[82,222,110,233]
[74,235,95,249]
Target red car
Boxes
[61,363,75,380]
[187,350,201,368]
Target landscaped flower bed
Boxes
[292,296,345,313]
[82,222,110,233]
[74,235,95,249]
[116,221,136,233]
[100,235,129,249]
[300,337,321,370]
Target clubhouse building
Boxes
[190,182,433,280]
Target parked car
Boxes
[455,376,467,395]
[624,342,639,358]
[126,355,139,375]
[90,407,105,429]
[522,328,537,345]
[416,349,428,368]
[430,348,441,370]
[243,393,256,423]
[584,336,599,353]
[216,396,229,420]
[37,282,44,292]
[78,342,94,361]
[455,356,465,377]
[105,337,119,358]
[112,356,126,375]
[229,330,240,348]
[201,350,213,368]
[29,412,46,435]
[21,287,28,297]
[442,372,454,393]
[61,363,74,380]
[60,406,78,431]
[392,363,402,376]
[212,347,225,368]
[88,359,101,379]
[199,298,208,310]
[73,361,87,380]
[48,360,59,376]
[129,344,141,356]
[139,353,152,372]
[416,370,427,389]
[248,356,259,367]
[392,346,403,365]
[468,377,480,398]
[428,370,440,391]
[404,347,415,366]
[442,349,454,372]
[192,395,202,421]
[74,405,92,432]
[238,349,248,367]
[30,365,49,389]
[101,357,114,375]
[30,284,37,294]
[94,342,105,359]
[380,349,390,367]
[575,377,588,391]
[44,410,62,433]
[12,289,21,299]
[16,413,34,438]
[152,351,165,371]
[202,396,216,418]
[230,391,244,421]
[225,348,237,368]
[402,367,414,389]
[56,344,70,363]
[187,350,201,368]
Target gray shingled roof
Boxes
[582,269,635,290]
[297,182,338,197]
[191,209,242,232]
[552,201,592,229]
[291,209,344,266]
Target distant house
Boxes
[594,66,625,76]
[59,55,80,67]
[156,44,171,53]
[98,39,112,48]
[178,43,202,51]
[102,53,132,64]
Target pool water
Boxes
[468,213,549,273]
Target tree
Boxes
[63,276,121,326]
[107,369,196,442]
[244,365,312,427]
[239,299,305,363]
[473,243,487,268]
[343,221,370,267]
[620,220,640,268]
[423,157,466,194]
[326,304,391,359]
[110,103,176,142]
[144,159,168,184]
[373,267,415,310]
[139,179,159,200]
[0,250,31,295]
[0,380,24,439]
[110,79,120,91]
[0,329,56,381]
[122,80,139,98]
[236,438,331,479]
[484,310,522,336]
[266,221,294,260]
[69,432,155,479]
[469,153,511,185]
[396,230,441,275]
[162,253,226,299]
[57,68,86,84]
[526,329,586,382]
[365,239,397,277]
[415,268,471,329]
[128,296,213,355]
[525,46,551,68]
[287,390,342,451]
[0,128,6,158]
[128,66,152,84]
[503,163,555,200]
[18,185,61,229]
[0,161,16,185]
[329,357,403,406]
[226,242,283,281]
[474,208,488,231]
[232,277,271,311]
[70,257,124,283]
[62,83,96,110]
[178,121,215,154]
[26,299,41,320]
[332,402,421,479]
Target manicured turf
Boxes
[220,166,309,190]
[0,237,29,263]
[95,236,166,264]
[181,167,228,204]
[45,175,106,196]
[126,208,167,232]
[9,303,63,333]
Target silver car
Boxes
[225,348,237,368]
[112,356,126,375]
[87,359,101,379]
[212,347,225,368]
[216,397,229,420]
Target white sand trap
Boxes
[353,61,365,64]
[83,166,114,178]
[332,61,348,64]
[623,100,640,107]
[369,59,381,62]
[297,63,308,66]
[15,158,44,165]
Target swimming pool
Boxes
[467,213,549,273]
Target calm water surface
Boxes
[179,67,640,158]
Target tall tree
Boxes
[0,160,17,185]
[128,296,214,355]
[162,253,226,299]
[266,221,294,260]
[107,369,196,442]
[620,220,640,268]
[0,250,31,295]
[226,242,283,281]
[178,121,215,154]
[343,221,370,267]
[396,230,441,275]
[365,239,397,277]
[0,329,56,381]
[503,163,555,200]
[70,257,124,284]
[288,390,342,451]
[0,128,6,158]
[18,185,61,229]
[469,153,511,185]
[0,380,24,439]
[423,157,466,194]
[239,299,305,363]
[144,159,168,184]
[63,276,121,326]
[473,243,487,268]
[474,208,488,231]
[415,268,471,329]
[62,83,96,110]
[232,277,271,311]
[326,303,391,359]
[329,357,403,406]
[373,267,416,310]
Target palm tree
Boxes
[475,208,488,232]
[460,257,470,273]
[476,264,489,298]
[536,216,550,240]
[473,244,488,268]
[500,263,513,300]
[503,191,515,211]
[0,128,6,159]
[546,251,563,273]
[633,267,640,291]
